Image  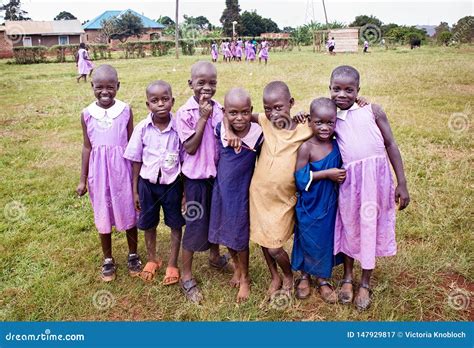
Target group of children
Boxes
[77,61,409,310]
[211,39,270,64]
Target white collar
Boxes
[221,123,262,154]
[336,103,360,121]
[87,99,127,120]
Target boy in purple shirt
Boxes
[176,61,231,303]
[124,80,185,286]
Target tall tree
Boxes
[452,16,474,43]
[220,0,241,36]
[157,15,174,27]
[350,15,383,29]
[240,10,279,37]
[54,11,77,20]
[0,0,30,21]
[102,12,145,43]
[184,15,212,30]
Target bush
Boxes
[49,44,79,62]
[89,44,110,60]
[13,46,47,64]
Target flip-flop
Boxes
[294,274,312,300]
[162,266,180,286]
[209,253,234,273]
[354,284,373,311]
[338,279,354,304]
[137,259,162,282]
[317,280,338,304]
[180,278,203,304]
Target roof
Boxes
[4,20,84,35]
[82,10,164,30]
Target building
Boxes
[328,28,359,53]
[82,9,165,45]
[0,20,84,58]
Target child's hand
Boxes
[356,96,369,107]
[225,130,242,150]
[76,182,87,196]
[326,168,346,183]
[292,111,309,124]
[395,184,410,210]
[134,192,141,212]
[198,95,213,120]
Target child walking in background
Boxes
[211,41,219,63]
[246,40,256,62]
[292,98,344,303]
[76,43,94,83]
[124,80,185,286]
[175,61,231,304]
[76,64,141,282]
[330,65,410,310]
[235,38,243,61]
[258,40,270,65]
[209,88,263,303]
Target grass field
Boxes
[0,45,472,321]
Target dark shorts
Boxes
[182,177,215,252]
[137,176,185,230]
[329,46,334,52]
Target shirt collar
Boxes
[145,112,176,133]
[87,99,127,120]
[221,122,263,154]
[336,103,360,121]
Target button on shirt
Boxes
[124,113,181,185]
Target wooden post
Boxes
[175,0,179,59]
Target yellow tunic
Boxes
[249,113,313,248]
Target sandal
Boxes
[101,258,116,282]
[338,279,354,304]
[180,278,203,304]
[294,274,312,300]
[162,266,180,286]
[354,284,373,311]
[137,259,162,282]
[127,253,142,277]
[317,280,338,304]
[209,253,234,273]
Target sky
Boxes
[15,0,473,27]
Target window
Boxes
[22,37,32,46]
[58,35,69,45]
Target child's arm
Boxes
[131,161,141,211]
[372,104,410,210]
[127,107,134,140]
[183,95,212,155]
[76,113,91,196]
[221,109,260,150]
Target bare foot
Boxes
[236,279,250,303]
[354,286,371,310]
[267,276,282,296]
[229,270,241,288]
[282,274,294,292]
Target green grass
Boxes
[0,46,473,321]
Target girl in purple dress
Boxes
[210,41,218,62]
[330,65,410,310]
[246,41,256,62]
[76,64,140,282]
[258,40,270,65]
[209,88,263,303]
[76,43,94,83]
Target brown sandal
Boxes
[137,259,162,282]
[295,274,312,300]
[338,279,354,304]
[162,266,180,286]
[317,280,338,304]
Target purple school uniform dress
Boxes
[77,48,94,75]
[83,99,136,234]
[211,43,218,60]
[246,42,256,60]
[208,123,263,251]
[176,96,223,252]
[334,104,396,270]
[259,41,269,59]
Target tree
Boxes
[0,0,30,21]
[157,15,174,27]
[240,10,279,37]
[438,31,453,46]
[385,25,427,44]
[183,15,212,30]
[54,11,77,20]
[434,22,450,39]
[350,15,383,29]
[102,12,145,43]
[220,0,241,36]
[452,16,474,43]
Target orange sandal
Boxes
[162,266,180,286]
[137,259,162,282]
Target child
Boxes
[76,43,94,83]
[76,64,141,281]
[258,40,269,65]
[246,41,256,62]
[124,80,185,286]
[327,37,336,55]
[175,61,231,303]
[209,88,263,303]
[363,40,369,53]
[211,41,218,63]
[235,38,243,61]
[292,98,344,303]
[330,65,410,310]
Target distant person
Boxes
[76,43,94,83]
[363,40,369,53]
[210,41,218,63]
[258,39,270,65]
[327,37,336,55]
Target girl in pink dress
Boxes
[246,41,256,62]
[258,40,270,65]
[76,43,94,83]
[330,65,410,310]
[76,64,141,282]
[211,41,218,62]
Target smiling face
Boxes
[263,90,294,129]
[91,68,119,108]
[329,74,360,110]
[146,82,174,122]
[188,62,217,101]
[309,106,337,141]
[224,90,253,134]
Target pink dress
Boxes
[211,43,218,60]
[83,99,136,234]
[246,42,256,60]
[259,41,269,59]
[77,48,94,75]
[334,104,396,269]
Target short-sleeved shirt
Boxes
[175,96,223,179]
[124,113,181,185]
